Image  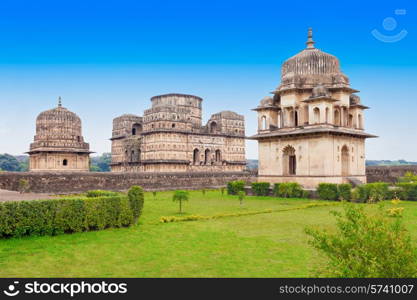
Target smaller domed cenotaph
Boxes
[28,98,92,172]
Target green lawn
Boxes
[1,190,417,278]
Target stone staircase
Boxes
[347,177,363,187]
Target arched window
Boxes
[294,110,299,126]
[63,159,68,166]
[210,122,217,133]
[132,123,142,135]
[341,145,349,176]
[282,145,296,175]
[277,111,282,128]
[193,149,200,165]
[313,107,320,124]
[334,109,340,126]
[172,123,176,128]
[215,150,221,163]
[348,114,354,127]
[325,108,329,123]
[204,149,210,165]
[261,116,267,130]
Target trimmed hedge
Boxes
[396,183,417,201]
[353,182,390,203]
[273,182,304,198]
[251,182,270,196]
[227,180,245,195]
[338,184,352,201]
[317,183,339,200]
[317,183,352,201]
[86,190,120,198]
[0,186,144,239]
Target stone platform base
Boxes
[257,175,367,189]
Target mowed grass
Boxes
[1,190,417,278]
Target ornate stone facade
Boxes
[250,29,377,188]
[28,98,92,172]
[111,93,246,172]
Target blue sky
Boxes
[0,0,416,160]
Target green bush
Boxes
[396,183,417,201]
[274,182,304,198]
[398,172,417,183]
[306,204,417,277]
[0,186,144,239]
[272,183,280,196]
[251,182,270,196]
[86,190,120,198]
[227,180,245,195]
[317,183,339,200]
[338,184,352,201]
[128,186,144,221]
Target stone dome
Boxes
[259,96,274,107]
[30,98,90,153]
[350,94,361,105]
[311,84,330,98]
[278,28,349,91]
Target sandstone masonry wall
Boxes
[0,172,256,194]
[366,165,417,183]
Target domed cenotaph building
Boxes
[28,98,92,172]
[111,93,246,173]
[250,29,376,188]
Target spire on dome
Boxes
[306,27,315,49]
[58,96,62,107]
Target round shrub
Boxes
[317,183,339,200]
[128,186,145,221]
[251,182,270,196]
[227,180,245,195]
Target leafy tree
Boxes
[90,153,112,172]
[172,190,189,214]
[238,191,246,207]
[398,171,417,183]
[0,154,22,171]
[201,189,206,196]
[305,204,417,277]
[152,191,157,198]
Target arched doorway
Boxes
[341,145,349,176]
[210,122,217,133]
[204,149,210,165]
[283,145,296,175]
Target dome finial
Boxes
[306,27,315,49]
[58,96,62,107]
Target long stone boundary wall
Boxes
[1,166,415,194]
[0,172,256,194]
[366,165,417,183]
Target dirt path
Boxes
[0,189,55,202]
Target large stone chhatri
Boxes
[250,28,377,188]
